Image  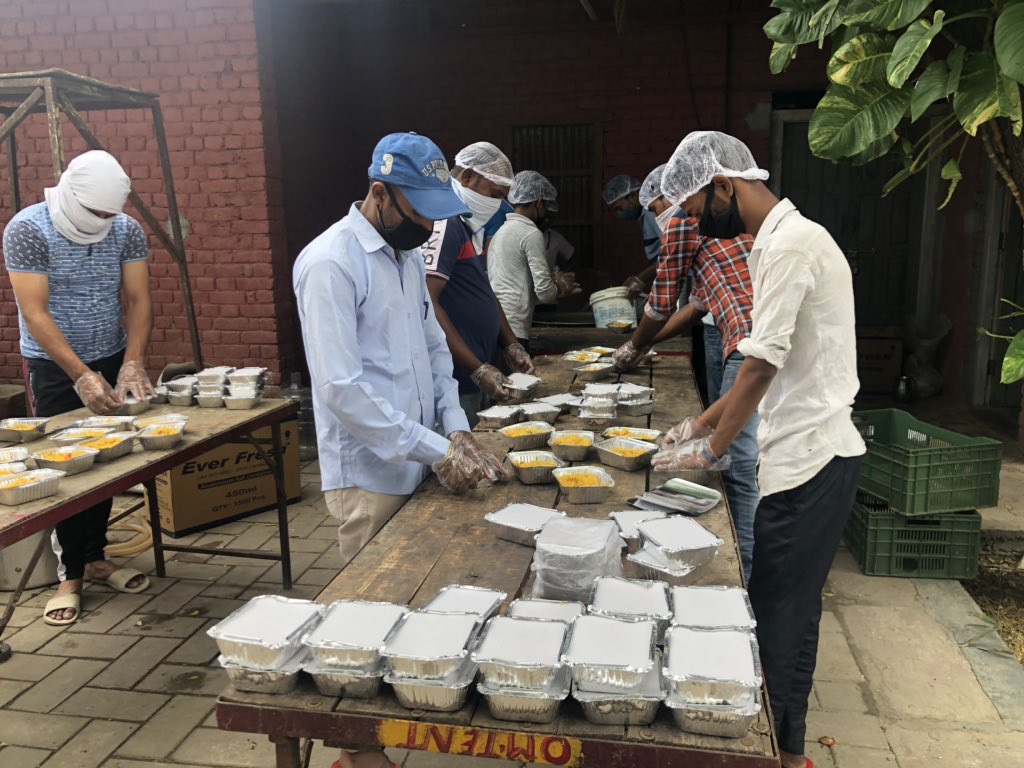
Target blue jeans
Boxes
[719,351,760,582]
[702,322,723,404]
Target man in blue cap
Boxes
[293,132,510,583]
[603,173,663,297]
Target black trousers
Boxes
[748,455,861,756]
[28,350,124,582]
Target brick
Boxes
[55,687,169,722]
[5,618,67,653]
[136,663,228,696]
[38,631,139,660]
[178,595,247,620]
[137,580,208,615]
[89,637,181,689]
[0,746,51,768]
[165,619,220,665]
[7,659,107,713]
[0,678,32,706]
[67,593,152,634]
[117,694,213,760]
[172,727,277,767]
[0,653,64,682]
[110,613,208,639]
[38,720,135,768]
[0,711,88,750]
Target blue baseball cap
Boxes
[368,132,470,220]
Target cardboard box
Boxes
[152,419,302,537]
[857,338,904,394]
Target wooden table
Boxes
[0,399,299,660]
[216,355,779,768]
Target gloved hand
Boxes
[74,371,122,415]
[652,436,732,472]
[553,269,582,298]
[623,275,646,299]
[502,344,535,375]
[434,431,511,493]
[612,339,647,372]
[663,415,713,448]
[471,363,513,402]
[450,430,511,483]
[114,360,157,402]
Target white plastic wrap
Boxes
[531,518,623,602]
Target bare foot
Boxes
[335,749,398,768]
[46,578,83,622]
[85,560,145,590]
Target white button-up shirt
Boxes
[293,203,469,496]
[737,199,865,497]
[488,212,558,339]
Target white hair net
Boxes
[508,170,557,206]
[453,142,515,186]
[662,131,769,205]
[639,163,667,210]
[602,174,642,204]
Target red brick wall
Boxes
[0,0,294,385]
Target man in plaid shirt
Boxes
[613,211,760,579]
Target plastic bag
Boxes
[531,518,623,601]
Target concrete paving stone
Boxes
[885,724,1024,768]
[39,719,136,768]
[804,740,837,767]
[261,551,319,583]
[838,604,1001,723]
[136,663,228,696]
[826,550,920,607]
[0,604,48,629]
[167,551,212,564]
[171,727,277,767]
[162,561,231,582]
[66,593,152,634]
[812,681,870,713]
[285,536,333,554]
[90,637,182,689]
[295,567,336,588]
[38,630,138,659]
[803,712,891,751]
[311,546,342,570]
[179,594,247,620]
[203,709,219,727]
[214,564,271,588]
[0,652,65,682]
[0,678,32,706]
[117,694,214,760]
[102,762,211,768]
[831,745,898,767]
[55,686,169,722]
[6,617,70,653]
[200,583,249,599]
[223,524,276,551]
[239,582,320,601]
[814,628,864,683]
[818,610,843,634]
[14,588,51,608]
[110,613,208,639]
[164,619,220,665]
[0,710,89,749]
[7,659,107,713]
[307,525,338,541]
[138,580,209,615]
[245,510,280,524]
[0,746,51,768]
[287,511,326,539]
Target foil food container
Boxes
[32,445,99,476]
[112,398,150,416]
[80,431,136,462]
[133,413,189,432]
[504,373,541,401]
[582,346,617,356]
[588,577,672,641]
[471,616,569,690]
[562,615,657,692]
[302,600,408,669]
[609,509,667,554]
[196,383,227,395]
[573,362,614,382]
[421,585,506,621]
[0,447,29,463]
[636,517,723,569]
[0,461,28,476]
[196,366,234,384]
[547,430,594,462]
[665,691,762,738]
[498,421,555,451]
[227,367,268,385]
[0,468,65,506]
[305,659,384,699]
[603,426,662,442]
[224,396,263,410]
[594,437,658,472]
[207,595,325,669]
[137,422,186,451]
[562,350,603,365]
[508,450,566,485]
[535,393,582,414]
[517,402,560,424]
[386,658,477,712]
[0,418,50,443]
[670,586,757,632]
[476,405,524,430]
[663,627,762,707]
[616,383,655,404]
[627,548,703,587]
[617,399,655,417]
[51,426,117,445]
[228,384,263,398]
[164,375,198,393]
[507,598,585,623]
[382,610,480,680]
[581,383,619,403]
[484,503,565,547]
[167,392,195,407]
[478,666,571,724]
[552,466,615,504]
[219,649,308,695]
[573,652,666,726]
[150,386,168,404]
[74,415,137,431]
[196,394,224,408]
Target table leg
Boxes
[0,527,52,663]
[271,422,293,591]
[144,478,166,578]
[272,736,302,768]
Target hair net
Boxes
[453,142,515,186]
[508,170,557,206]
[639,163,667,210]
[602,174,642,204]
[662,131,769,205]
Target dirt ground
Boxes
[963,544,1024,664]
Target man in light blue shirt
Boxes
[603,174,663,297]
[293,133,508,574]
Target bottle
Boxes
[285,372,318,462]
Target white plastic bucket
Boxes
[590,287,636,329]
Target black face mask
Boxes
[697,183,745,240]
[377,184,433,251]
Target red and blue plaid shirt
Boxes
[645,213,754,358]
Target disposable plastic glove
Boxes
[503,343,535,375]
[623,275,646,299]
[449,430,511,483]
[612,340,647,372]
[651,436,732,472]
[553,270,582,298]
[114,360,157,402]
[471,363,513,402]
[433,431,511,493]
[74,371,122,415]
[663,415,713,448]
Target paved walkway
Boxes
[2,460,1024,768]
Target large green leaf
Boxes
[911,60,951,121]
[998,73,1024,136]
[887,10,944,88]
[765,0,841,45]
[828,33,895,87]
[955,54,1005,136]
[851,132,898,165]
[844,0,933,31]
[948,46,965,93]
[770,42,800,74]
[1001,328,1024,384]
[809,81,913,160]
[995,2,1024,86]
[809,0,843,46]
[938,157,962,209]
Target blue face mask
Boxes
[616,205,642,221]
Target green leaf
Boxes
[938,158,962,209]
[911,60,951,121]
[766,0,842,45]
[1001,329,1024,384]
[851,132,898,165]
[955,53,1007,136]
[770,42,800,74]
[809,81,913,160]
[844,0,934,31]
[887,10,944,88]
[827,33,895,87]
[948,46,965,91]
[998,74,1023,136]
[809,0,843,46]
[995,1,1024,86]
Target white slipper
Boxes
[43,593,80,626]
[103,567,150,594]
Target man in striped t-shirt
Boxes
[3,150,156,625]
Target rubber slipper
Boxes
[103,567,150,594]
[43,593,80,626]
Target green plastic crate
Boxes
[845,492,981,579]
[853,409,1002,516]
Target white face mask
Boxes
[452,178,502,232]
[655,202,681,233]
